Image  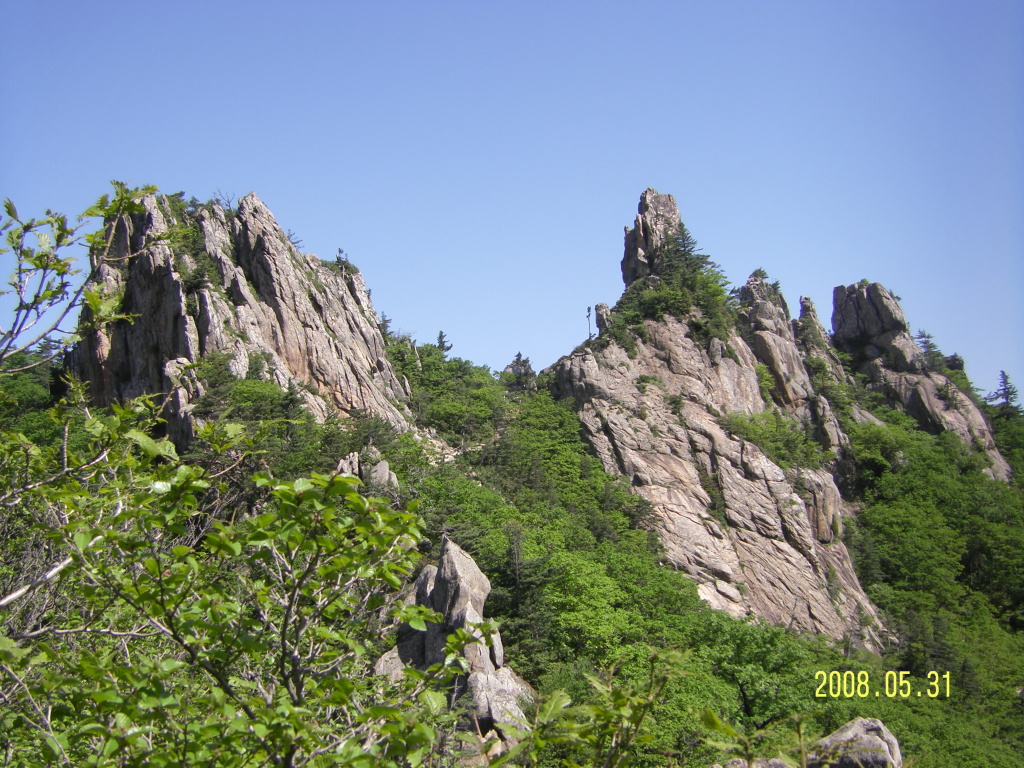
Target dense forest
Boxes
[1,186,1022,766]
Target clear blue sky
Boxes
[3,0,1022,395]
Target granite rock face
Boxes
[375,539,532,747]
[832,282,1009,480]
[809,717,902,768]
[68,194,411,446]
[552,190,1013,641]
[709,717,901,768]
[551,316,882,647]
[621,188,683,287]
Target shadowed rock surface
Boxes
[375,538,532,747]
[68,193,411,447]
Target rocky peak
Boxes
[831,281,1009,480]
[737,273,815,410]
[553,192,885,647]
[738,273,791,333]
[831,282,922,374]
[68,192,411,446]
[621,188,682,287]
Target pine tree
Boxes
[985,370,1019,410]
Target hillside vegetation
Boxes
[1,186,1022,766]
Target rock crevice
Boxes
[68,193,412,446]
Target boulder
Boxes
[810,717,902,768]
[375,539,532,747]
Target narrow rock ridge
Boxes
[832,281,1009,480]
[68,193,411,445]
[555,189,1013,642]
[551,319,882,647]
[737,276,847,453]
[554,189,888,646]
[375,538,532,750]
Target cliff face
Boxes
[551,322,882,646]
[68,194,411,445]
[551,188,1007,647]
[68,186,1009,650]
[831,282,1009,481]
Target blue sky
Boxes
[2,1,1022,395]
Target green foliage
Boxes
[0,396,463,765]
[2,182,150,370]
[755,363,775,405]
[590,223,737,356]
[983,372,1024,484]
[6,186,1024,765]
[185,353,360,480]
[321,248,359,276]
[386,337,506,445]
[719,410,832,469]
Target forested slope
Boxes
[1,185,1021,766]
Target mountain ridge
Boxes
[68,187,1012,649]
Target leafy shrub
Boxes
[719,410,832,469]
[593,222,737,355]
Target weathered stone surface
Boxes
[68,193,411,446]
[831,283,918,372]
[709,717,901,768]
[809,717,902,768]
[831,281,1009,480]
[549,192,892,647]
[375,539,532,746]
[550,314,882,648]
[738,275,813,408]
[621,188,682,287]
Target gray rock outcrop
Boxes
[832,282,1009,480]
[68,193,411,446]
[551,314,882,647]
[560,190,1015,640]
[708,717,901,768]
[832,282,923,374]
[737,276,847,453]
[809,717,902,768]
[555,192,890,647]
[621,188,683,287]
[375,538,532,747]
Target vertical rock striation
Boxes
[68,193,411,445]
[556,189,1013,643]
[553,190,888,646]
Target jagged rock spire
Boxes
[621,188,682,287]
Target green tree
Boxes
[985,370,1020,411]
[0,188,467,766]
